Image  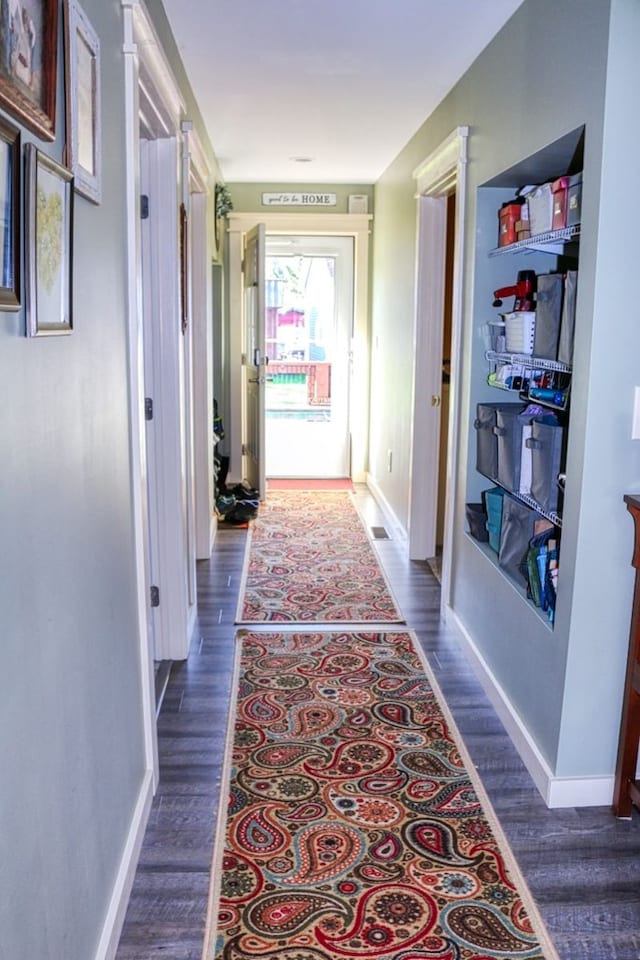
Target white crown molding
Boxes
[122,0,185,134]
[413,125,469,197]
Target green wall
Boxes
[370,0,640,782]
[228,182,374,215]
[0,3,146,957]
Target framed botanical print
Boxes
[0,0,58,140]
[64,0,101,203]
[0,116,20,310]
[25,143,74,336]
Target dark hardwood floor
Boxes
[116,487,640,960]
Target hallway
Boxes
[116,488,640,960]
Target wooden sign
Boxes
[261,192,337,207]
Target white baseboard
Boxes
[94,769,154,960]
[546,774,614,808]
[210,515,217,552]
[446,606,614,809]
[188,601,199,652]
[365,474,408,541]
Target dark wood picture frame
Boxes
[25,143,74,336]
[0,115,21,310]
[0,0,59,141]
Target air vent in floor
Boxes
[370,526,390,540]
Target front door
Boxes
[264,235,353,478]
[242,223,267,499]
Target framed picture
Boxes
[64,0,101,203]
[0,116,20,310]
[0,0,58,141]
[180,202,188,334]
[25,143,74,336]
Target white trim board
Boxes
[93,771,154,960]
[365,473,409,543]
[121,0,159,790]
[447,605,616,808]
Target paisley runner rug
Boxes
[203,630,558,960]
[236,491,403,623]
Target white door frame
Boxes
[226,212,372,483]
[191,187,216,558]
[122,0,193,712]
[185,122,216,561]
[241,224,267,498]
[264,234,354,479]
[409,127,469,612]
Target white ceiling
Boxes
[161,0,524,184]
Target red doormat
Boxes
[267,478,354,491]
[203,629,559,960]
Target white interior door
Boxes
[264,235,353,478]
[242,223,267,498]
[409,196,446,560]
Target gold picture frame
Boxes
[25,144,74,336]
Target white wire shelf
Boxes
[482,474,562,527]
[489,223,580,257]
[486,350,572,374]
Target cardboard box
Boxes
[567,172,582,226]
[498,202,523,247]
[526,183,554,236]
[551,176,570,230]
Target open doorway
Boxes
[264,235,354,479]
[408,126,469,610]
[431,192,456,578]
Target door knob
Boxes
[431,395,441,407]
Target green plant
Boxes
[215,183,233,219]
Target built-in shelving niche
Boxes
[466,125,585,627]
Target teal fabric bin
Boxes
[483,486,505,553]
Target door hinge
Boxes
[144,397,153,421]
[241,258,245,274]
[241,442,248,456]
[150,585,160,608]
[140,194,149,219]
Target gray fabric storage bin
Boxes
[494,407,535,494]
[533,273,564,360]
[466,502,489,542]
[474,402,525,480]
[557,270,578,365]
[498,495,540,584]
[526,420,564,513]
